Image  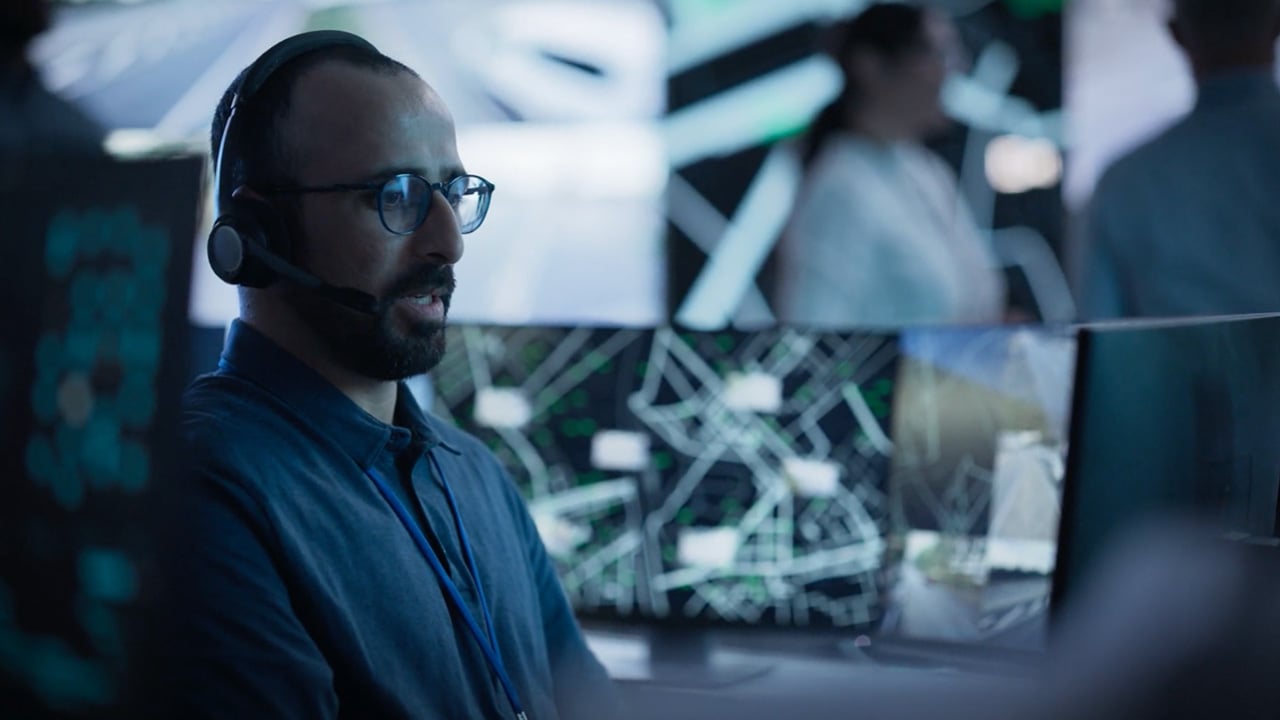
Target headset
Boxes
[206,30,380,314]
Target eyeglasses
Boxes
[265,173,495,235]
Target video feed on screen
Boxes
[36,0,666,327]
[430,325,900,629]
[879,326,1076,647]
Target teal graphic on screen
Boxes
[4,205,168,711]
[1,156,201,716]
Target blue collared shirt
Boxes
[1083,68,1280,320]
[165,320,615,719]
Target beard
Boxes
[285,263,456,381]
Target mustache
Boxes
[379,264,456,308]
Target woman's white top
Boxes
[776,133,1005,328]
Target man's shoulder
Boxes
[1098,101,1268,190]
[180,372,306,466]
[1098,126,1182,193]
[184,371,270,426]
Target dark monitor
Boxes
[1052,314,1280,615]
[0,155,204,715]
[876,326,1079,653]
[427,325,899,679]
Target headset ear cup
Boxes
[207,195,290,288]
[208,217,250,285]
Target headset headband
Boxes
[215,30,380,206]
[235,30,379,106]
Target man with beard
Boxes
[167,31,616,720]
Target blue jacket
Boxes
[166,320,616,719]
[1083,69,1280,320]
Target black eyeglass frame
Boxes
[263,172,495,235]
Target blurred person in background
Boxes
[775,2,1007,328]
[1081,0,1280,320]
[0,0,104,158]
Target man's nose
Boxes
[411,189,464,265]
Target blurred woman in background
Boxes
[775,2,1006,327]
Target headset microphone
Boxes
[258,247,381,316]
[254,240,378,313]
[209,221,380,315]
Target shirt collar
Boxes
[217,319,457,468]
[1196,67,1280,110]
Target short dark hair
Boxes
[1172,0,1280,50]
[209,42,419,208]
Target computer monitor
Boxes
[1052,314,1280,615]
[0,154,204,715]
[429,325,656,616]
[429,325,900,644]
[638,328,899,630]
[34,0,666,329]
[876,325,1078,652]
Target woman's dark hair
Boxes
[800,3,931,168]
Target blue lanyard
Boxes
[366,454,528,720]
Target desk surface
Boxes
[583,624,1046,720]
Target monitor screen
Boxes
[878,325,1077,648]
[1054,314,1280,612]
[36,0,667,328]
[429,325,900,629]
[0,155,203,715]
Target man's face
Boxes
[277,61,465,380]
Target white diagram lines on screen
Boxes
[521,327,595,399]
[674,141,805,330]
[529,330,641,418]
[496,424,553,499]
